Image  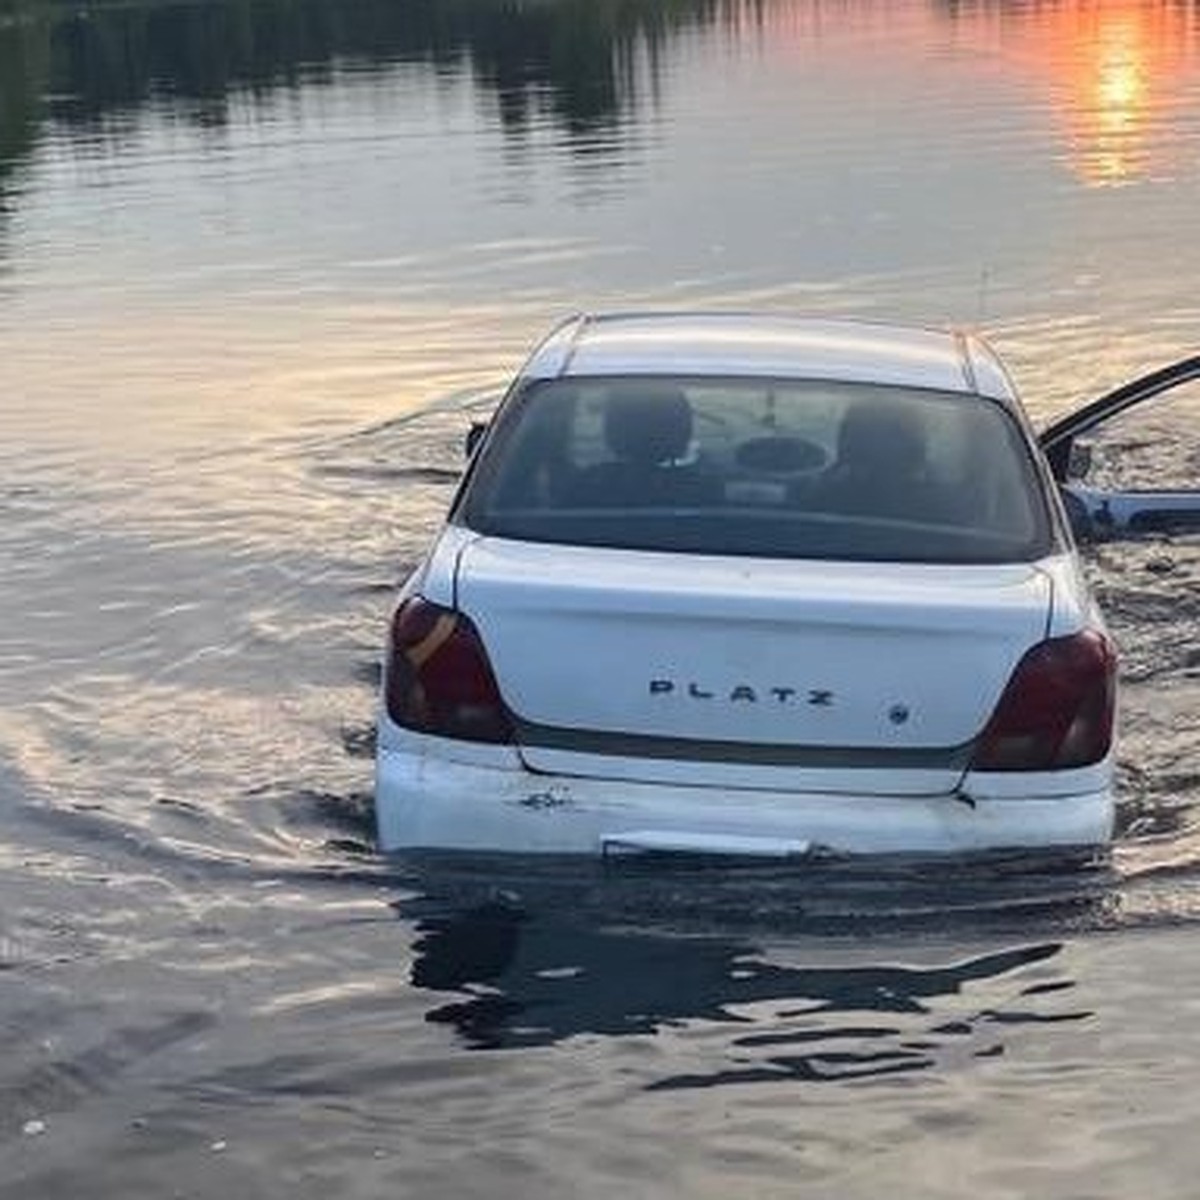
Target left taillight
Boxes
[384,596,515,744]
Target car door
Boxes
[1040,355,1200,537]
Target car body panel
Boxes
[455,537,1055,795]
[1061,487,1200,535]
[522,312,1017,400]
[404,524,476,609]
[1036,552,1099,637]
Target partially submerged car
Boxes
[375,313,1200,858]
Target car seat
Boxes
[567,386,715,507]
[810,398,943,520]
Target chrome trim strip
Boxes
[558,313,592,377]
[955,330,979,394]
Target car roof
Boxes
[519,312,1017,401]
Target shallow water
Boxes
[2,0,1200,1194]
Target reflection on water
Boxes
[396,855,1109,1069]
[408,896,1083,1079]
[10,0,728,145]
[914,0,1200,188]
[0,11,45,219]
[991,0,1200,185]
[1,0,1198,207]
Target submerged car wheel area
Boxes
[372,312,1159,859]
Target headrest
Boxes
[603,387,693,466]
[836,399,926,475]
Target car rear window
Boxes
[458,376,1054,563]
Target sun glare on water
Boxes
[1054,0,1194,185]
[747,0,1199,188]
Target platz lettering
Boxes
[649,679,834,707]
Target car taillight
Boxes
[971,631,1116,772]
[384,597,514,744]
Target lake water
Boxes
[3,0,1200,1194]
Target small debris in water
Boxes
[1145,555,1176,575]
[22,1119,46,1137]
[210,1140,227,1152]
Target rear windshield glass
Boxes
[458,376,1054,563]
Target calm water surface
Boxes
[2,0,1200,1194]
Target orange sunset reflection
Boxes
[745,0,1199,187]
[1027,0,1199,185]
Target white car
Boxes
[375,313,1200,859]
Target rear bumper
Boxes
[375,746,1114,856]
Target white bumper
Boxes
[375,746,1114,857]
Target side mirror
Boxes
[465,421,488,459]
[1066,440,1092,481]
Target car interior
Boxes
[465,376,1051,562]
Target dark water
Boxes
[3,0,1200,1194]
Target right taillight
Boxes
[384,596,514,744]
[970,630,1116,772]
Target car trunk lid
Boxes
[454,537,1053,794]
